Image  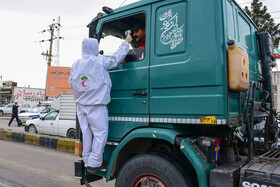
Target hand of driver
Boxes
[125,35,132,43]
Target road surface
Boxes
[0,117,25,133]
[0,140,115,187]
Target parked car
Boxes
[37,101,52,107]
[24,110,76,139]
[18,106,52,124]
[20,104,32,113]
[0,103,31,116]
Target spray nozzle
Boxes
[125,30,131,37]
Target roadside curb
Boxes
[0,128,80,155]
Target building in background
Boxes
[14,87,45,107]
[46,66,73,101]
[0,80,45,107]
[0,81,17,106]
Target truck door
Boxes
[150,0,227,124]
[97,6,151,140]
[150,0,190,122]
[37,111,58,135]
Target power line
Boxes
[239,2,252,5]
[119,0,128,8]
[270,11,280,14]
[63,37,84,41]
[239,0,266,5]
[61,25,85,29]
[63,35,85,38]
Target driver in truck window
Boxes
[69,34,132,174]
[132,22,146,48]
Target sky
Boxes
[0,0,279,89]
[0,0,140,89]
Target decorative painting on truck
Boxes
[156,2,186,55]
[159,9,184,49]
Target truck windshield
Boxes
[99,12,146,63]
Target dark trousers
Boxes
[8,114,21,126]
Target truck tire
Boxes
[28,125,38,134]
[67,129,76,139]
[0,110,3,116]
[116,153,193,187]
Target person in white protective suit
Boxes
[69,35,132,174]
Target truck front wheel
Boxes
[116,153,193,187]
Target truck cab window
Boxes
[99,13,146,63]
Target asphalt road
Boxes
[0,116,25,133]
[0,140,115,187]
[0,118,115,187]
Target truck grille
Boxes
[259,148,280,162]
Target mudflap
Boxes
[74,160,103,186]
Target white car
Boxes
[24,110,76,139]
[20,104,32,113]
[18,106,51,123]
[0,103,31,116]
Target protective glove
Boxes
[125,35,132,43]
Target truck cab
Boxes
[75,0,280,186]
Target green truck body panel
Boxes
[224,0,261,124]
[108,121,148,141]
[86,0,265,185]
[180,139,216,187]
[150,0,227,123]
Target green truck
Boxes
[75,0,280,186]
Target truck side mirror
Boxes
[40,117,44,120]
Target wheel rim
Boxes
[131,173,168,187]
[29,126,36,134]
[69,132,75,139]
[70,133,75,139]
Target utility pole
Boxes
[0,75,2,88]
[40,18,62,67]
[38,18,62,101]
[48,23,55,67]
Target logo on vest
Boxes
[79,73,92,90]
